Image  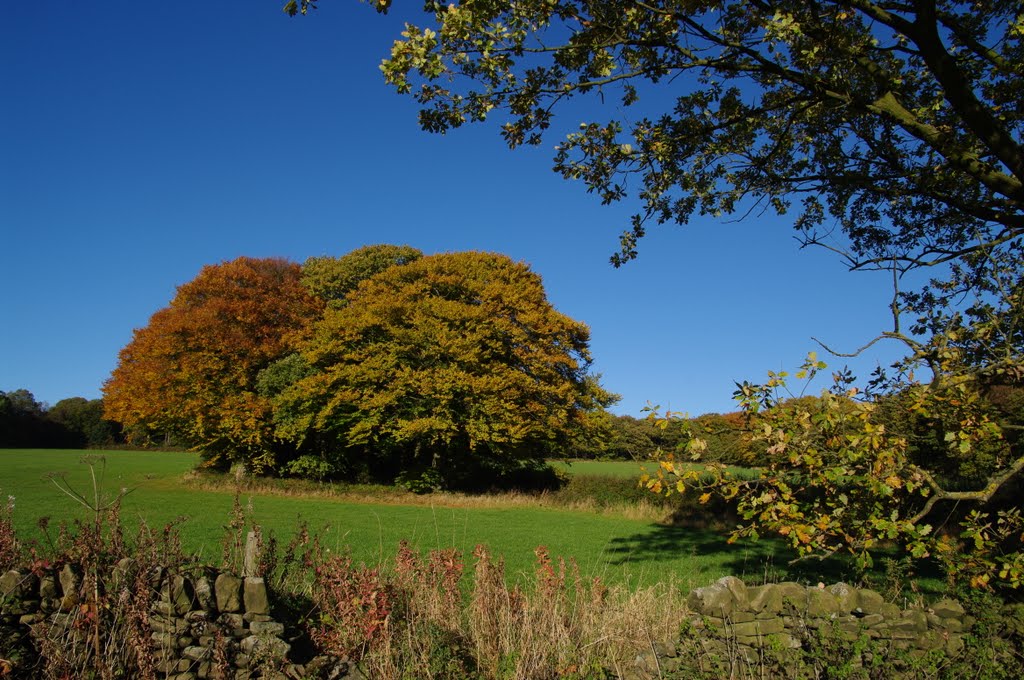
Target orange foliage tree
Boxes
[273,251,616,488]
[103,257,322,471]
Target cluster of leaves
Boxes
[0,390,123,449]
[104,247,614,488]
[355,0,1024,276]
[644,344,1024,590]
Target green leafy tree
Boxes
[275,251,617,488]
[46,397,123,448]
[644,341,1024,589]
[302,244,422,307]
[0,389,58,447]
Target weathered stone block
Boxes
[946,634,964,656]
[880,603,901,619]
[243,577,269,615]
[162,574,196,616]
[776,582,807,611]
[110,557,134,591]
[240,633,290,659]
[182,645,212,661]
[244,611,274,623]
[652,640,677,658]
[916,629,946,651]
[749,584,784,613]
[856,589,885,616]
[860,613,885,628]
[730,618,785,637]
[806,588,842,617]
[764,632,802,650]
[932,599,965,619]
[687,580,736,617]
[1,569,33,599]
[720,575,749,605]
[828,582,858,612]
[283,663,307,679]
[193,571,215,612]
[215,574,243,613]
[943,617,965,633]
[898,610,928,632]
[249,620,285,636]
[151,614,191,635]
[151,631,182,650]
[58,564,80,605]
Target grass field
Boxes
[552,458,759,480]
[2,449,818,590]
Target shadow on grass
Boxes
[601,522,947,593]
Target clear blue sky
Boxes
[1,1,909,418]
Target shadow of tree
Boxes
[601,522,942,591]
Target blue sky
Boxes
[2,1,910,417]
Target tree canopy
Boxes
[274,251,616,488]
[103,257,323,470]
[301,243,423,307]
[356,0,1023,277]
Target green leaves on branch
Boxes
[644,350,1024,591]
[353,0,1024,278]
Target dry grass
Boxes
[181,471,676,523]
[305,540,690,679]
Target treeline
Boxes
[0,389,123,449]
[101,246,616,491]
[579,412,751,465]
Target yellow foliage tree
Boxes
[275,251,616,487]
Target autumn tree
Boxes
[273,251,616,489]
[103,257,323,471]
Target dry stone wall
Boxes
[0,561,317,679]
[633,576,971,679]
[2,562,976,679]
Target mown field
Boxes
[2,449,797,590]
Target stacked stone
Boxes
[633,576,970,678]
[0,563,299,679]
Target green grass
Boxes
[552,459,659,478]
[553,457,759,481]
[2,449,815,590]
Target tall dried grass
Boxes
[306,540,688,679]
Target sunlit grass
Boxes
[552,457,759,481]
[2,449,792,590]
